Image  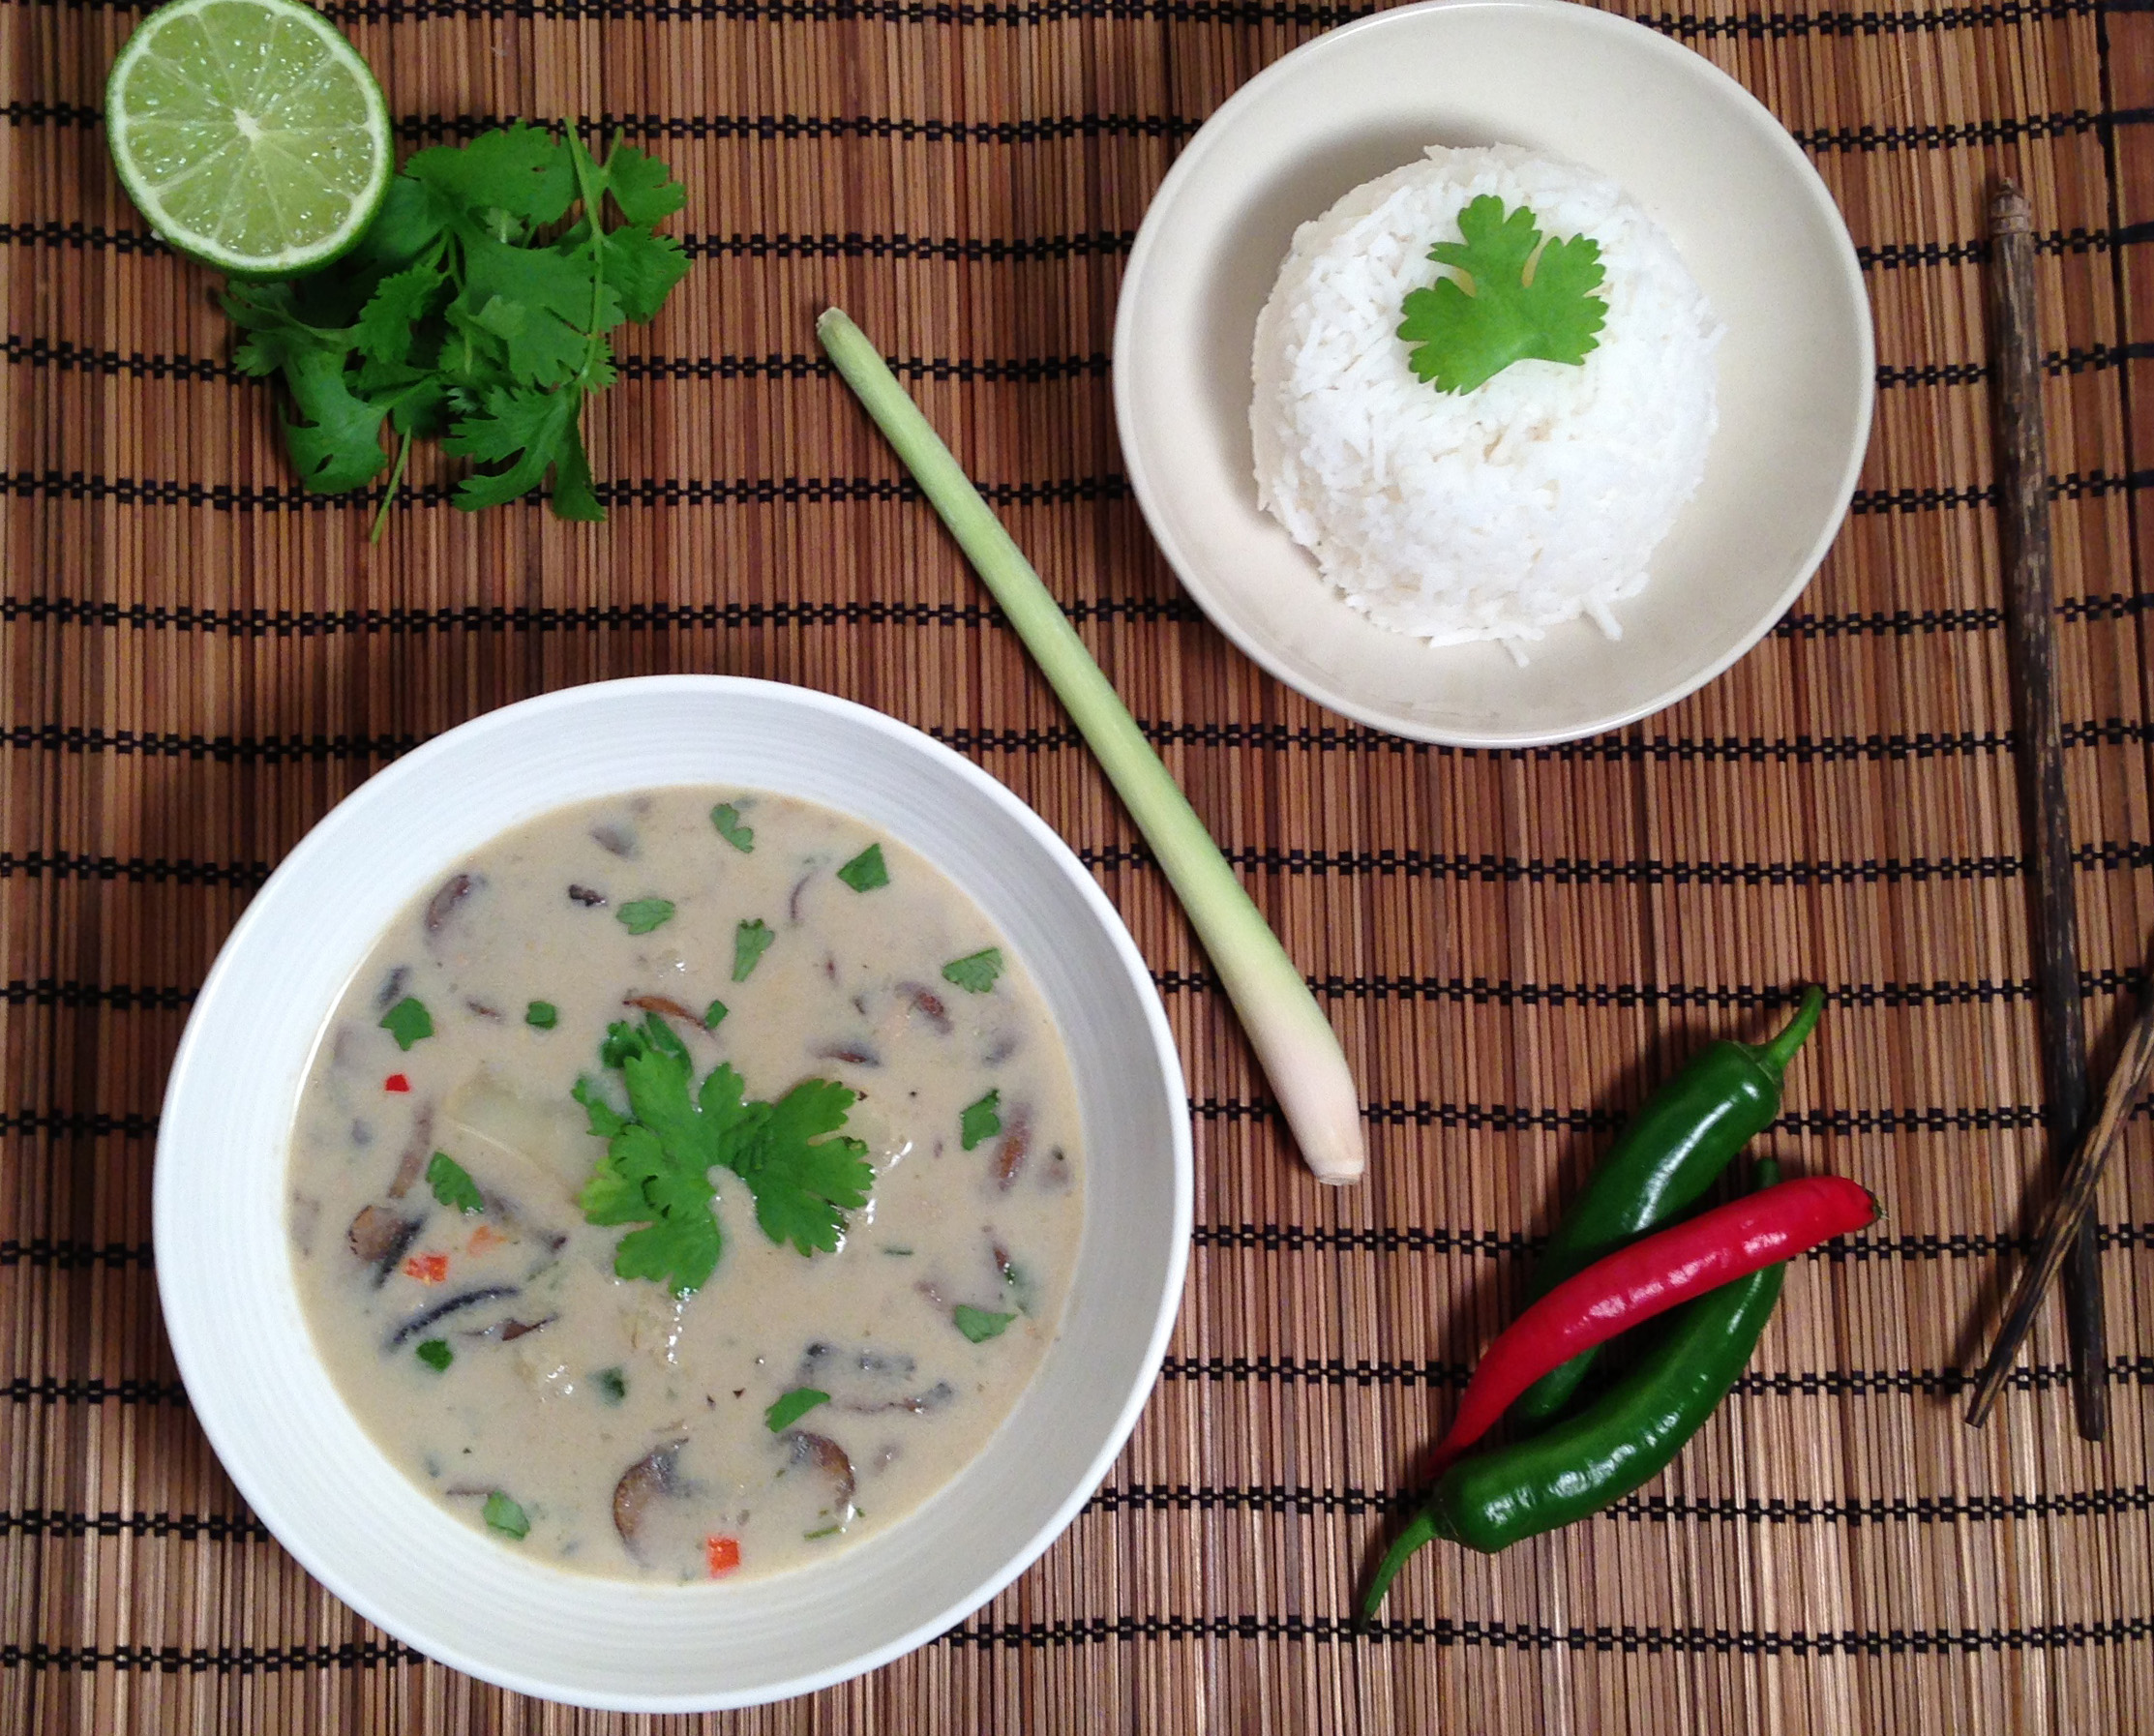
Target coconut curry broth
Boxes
[286,789,1084,1582]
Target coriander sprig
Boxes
[222,120,690,534]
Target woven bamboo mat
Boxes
[5,0,2154,1727]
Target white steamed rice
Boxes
[1250,144,1722,652]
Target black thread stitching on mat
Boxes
[1077,1482,2154,1525]
[940,1611,2154,1652]
[0,467,2144,517]
[5,592,2147,642]
[10,840,2154,890]
[13,1360,2153,1408]
[0,219,2131,272]
[12,968,2146,1016]
[0,0,2105,36]
[13,102,2145,157]
[10,718,2154,765]
[0,470,1126,509]
[1183,1224,2154,1261]
[0,594,1196,633]
[0,1640,423,1671]
[1144,1356,2154,1395]
[0,1510,272,1541]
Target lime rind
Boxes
[105,0,392,278]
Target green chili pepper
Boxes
[1512,986,1821,1424]
[1362,1159,1786,1617]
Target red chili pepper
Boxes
[1428,1175,1876,1475]
[704,1534,741,1576]
[383,1074,411,1093]
[402,1252,449,1285]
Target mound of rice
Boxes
[1250,144,1722,652]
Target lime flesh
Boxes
[106,0,392,276]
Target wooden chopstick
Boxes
[1966,984,2154,1426]
[1971,180,2108,1438]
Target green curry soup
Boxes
[286,789,1084,1582]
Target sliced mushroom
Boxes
[788,872,815,923]
[993,1110,1032,1189]
[425,873,480,933]
[613,1439,686,1551]
[386,1284,520,1348]
[812,1040,880,1068]
[591,823,638,858]
[374,965,409,1012]
[896,982,952,1033]
[568,884,607,908]
[386,1108,434,1198]
[783,1430,857,1519]
[346,1204,422,1284]
[624,994,698,1022]
[466,1315,555,1343]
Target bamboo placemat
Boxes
[5,0,2154,1727]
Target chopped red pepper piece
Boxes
[384,1074,411,1093]
[704,1534,740,1576]
[402,1252,449,1285]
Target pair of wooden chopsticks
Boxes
[1963,182,2154,1434]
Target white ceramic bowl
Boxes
[154,676,1192,1711]
[1114,0,1874,746]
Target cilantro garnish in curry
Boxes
[573,1013,875,1294]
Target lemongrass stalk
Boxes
[817,307,1366,1184]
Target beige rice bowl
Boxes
[1250,144,1723,657]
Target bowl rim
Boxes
[1112,0,1876,747]
[153,673,1193,1709]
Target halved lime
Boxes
[106,0,393,277]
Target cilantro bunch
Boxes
[1397,195,1607,396]
[572,1014,876,1297]
[223,121,690,529]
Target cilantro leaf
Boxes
[443,384,602,520]
[379,997,434,1050]
[592,1365,627,1403]
[709,802,754,853]
[426,1152,485,1214]
[764,1387,832,1432]
[703,999,730,1029]
[571,1073,629,1139]
[728,1077,874,1255]
[354,262,447,369]
[461,234,612,388]
[836,845,889,892]
[953,1305,1016,1343]
[615,897,675,935]
[1397,196,1607,395]
[600,142,689,225]
[572,1018,874,1288]
[483,1490,531,1539]
[960,1090,1002,1151]
[405,121,574,227]
[415,1338,453,1370]
[525,1001,558,1029]
[217,120,692,528]
[589,223,689,324]
[279,347,389,492]
[733,918,775,980]
[942,948,1003,994]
